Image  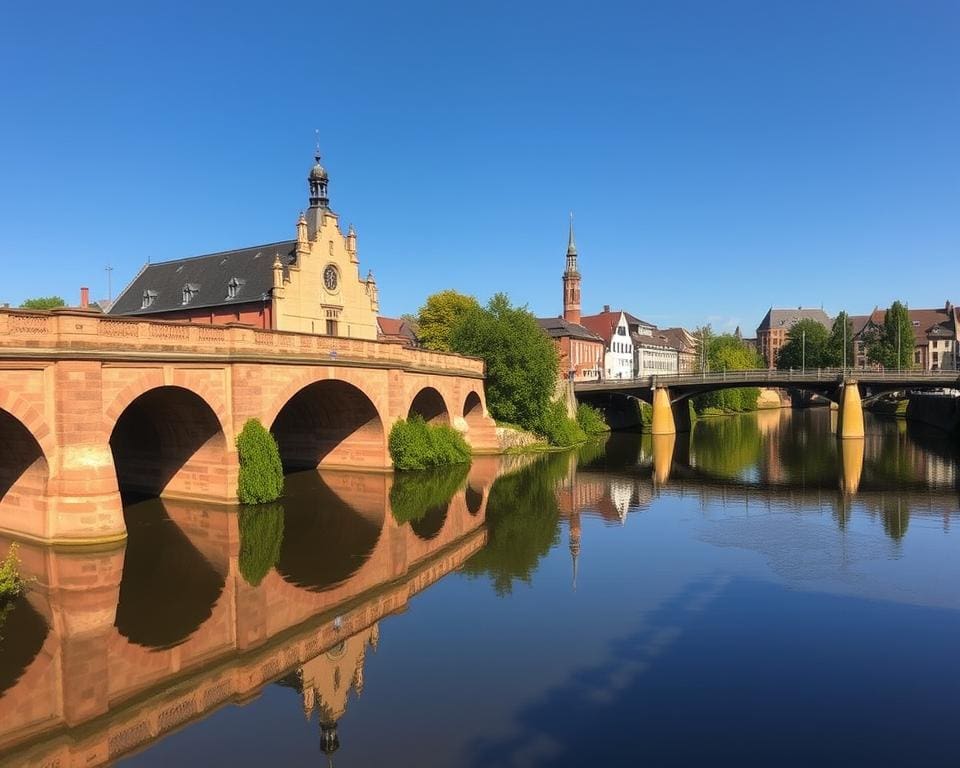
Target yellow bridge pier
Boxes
[838,380,865,439]
[650,387,691,436]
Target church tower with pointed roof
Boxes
[562,213,581,325]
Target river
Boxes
[1,408,958,766]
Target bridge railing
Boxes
[0,308,485,376]
[575,367,960,389]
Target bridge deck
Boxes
[575,367,960,394]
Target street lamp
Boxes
[802,329,806,374]
[842,314,846,374]
[897,321,902,373]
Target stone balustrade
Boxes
[0,308,484,377]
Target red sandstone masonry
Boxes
[0,309,498,544]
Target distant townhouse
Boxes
[852,302,957,370]
[377,316,419,346]
[756,307,832,368]
[535,218,606,381]
[630,316,680,376]
[581,307,636,380]
[911,303,957,370]
[659,327,698,373]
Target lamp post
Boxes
[897,321,902,373]
[802,329,806,374]
[842,315,846,375]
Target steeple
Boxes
[308,147,330,210]
[566,211,578,270]
[306,140,331,239]
[562,212,582,325]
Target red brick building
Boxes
[536,217,604,380]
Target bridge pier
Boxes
[650,388,691,436]
[838,380,865,439]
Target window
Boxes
[617,326,627,336]
[181,283,199,305]
[326,319,338,336]
[226,277,245,300]
[141,290,157,309]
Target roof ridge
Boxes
[108,261,150,315]
[143,239,297,267]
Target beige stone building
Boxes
[111,150,380,339]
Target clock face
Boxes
[323,265,338,291]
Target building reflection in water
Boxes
[0,458,496,766]
[555,410,960,585]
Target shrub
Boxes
[576,403,609,435]
[0,544,24,603]
[238,504,284,587]
[390,463,470,523]
[236,419,284,504]
[389,416,471,470]
[534,400,586,447]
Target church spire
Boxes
[562,212,581,325]
[566,211,578,269]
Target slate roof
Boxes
[536,316,603,343]
[655,327,696,353]
[109,240,296,316]
[757,307,832,333]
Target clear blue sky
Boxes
[1,1,957,332]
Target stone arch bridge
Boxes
[576,369,960,437]
[0,309,498,545]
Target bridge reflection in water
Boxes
[559,409,959,543]
[0,457,501,767]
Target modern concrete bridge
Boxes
[0,308,498,545]
[575,368,960,437]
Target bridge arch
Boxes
[408,387,450,425]
[270,379,387,471]
[0,407,50,525]
[462,391,485,429]
[108,385,229,502]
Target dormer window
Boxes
[226,277,245,300]
[181,283,199,305]
[141,290,158,309]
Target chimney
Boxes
[603,304,610,313]
[80,287,90,309]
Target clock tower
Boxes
[562,213,581,325]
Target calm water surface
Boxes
[1,409,959,767]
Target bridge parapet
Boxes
[576,367,960,393]
[0,309,484,377]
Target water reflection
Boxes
[559,410,960,546]
[276,471,385,592]
[116,499,226,649]
[1,410,958,766]
[0,465,489,766]
[0,593,47,696]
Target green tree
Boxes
[238,504,284,587]
[693,332,763,413]
[824,311,854,368]
[416,290,480,352]
[776,318,830,370]
[462,453,567,595]
[866,301,914,370]
[19,296,65,310]
[692,325,713,372]
[236,419,284,503]
[0,544,24,603]
[450,293,559,430]
[388,415,471,470]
